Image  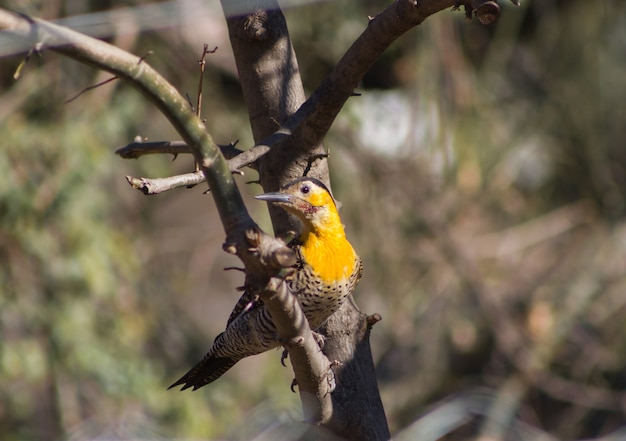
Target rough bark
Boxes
[319,299,389,440]
[223,0,331,234]
[221,2,392,439]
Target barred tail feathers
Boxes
[169,354,239,391]
[169,308,279,391]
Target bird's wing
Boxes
[226,290,261,327]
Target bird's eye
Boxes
[301,184,310,194]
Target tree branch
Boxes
[228,228,335,423]
[125,172,206,195]
[223,1,324,237]
[115,140,244,160]
[0,8,333,423]
[114,0,515,198]
[0,11,243,224]
[261,277,335,423]
[115,140,276,195]
[285,0,460,153]
[111,1,470,195]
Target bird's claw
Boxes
[312,331,325,350]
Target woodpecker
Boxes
[169,177,362,391]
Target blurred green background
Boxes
[1,1,625,440]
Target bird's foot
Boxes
[290,378,298,393]
[312,331,326,350]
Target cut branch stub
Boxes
[223,242,238,255]
[454,0,516,24]
[242,227,296,270]
[272,248,297,269]
[366,313,383,329]
[243,11,272,41]
[474,1,501,25]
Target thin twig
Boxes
[303,153,329,177]
[184,92,194,111]
[13,42,43,80]
[64,50,152,103]
[196,45,217,120]
[65,76,119,103]
[137,50,153,63]
[196,45,207,119]
[193,44,217,171]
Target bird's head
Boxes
[255,177,339,231]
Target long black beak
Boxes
[255,192,294,204]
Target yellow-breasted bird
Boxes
[169,177,362,391]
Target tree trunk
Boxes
[222,2,391,439]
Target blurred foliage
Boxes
[1,0,625,440]
[329,1,626,439]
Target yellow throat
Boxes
[298,194,357,284]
